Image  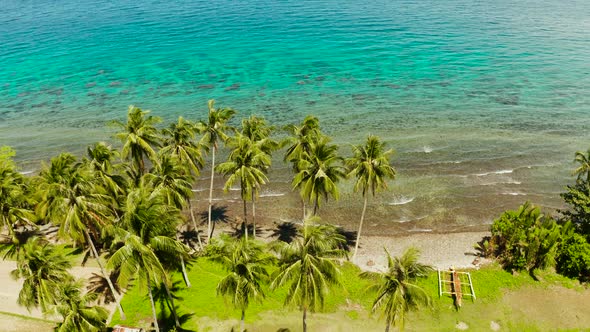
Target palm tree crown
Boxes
[573,148,590,184]
[292,138,346,216]
[365,247,432,332]
[54,279,108,332]
[271,218,347,332]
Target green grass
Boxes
[111,260,588,331]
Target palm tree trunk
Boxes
[385,315,391,332]
[301,198,306,220]
[163,281,180,327]
[241,309,246,332]
[251,192,256,238]
[188,200,203,250]
[313,198,319,216]
[176,233,191,288]
[303,306,307,332]
[353,195,368,261]
[85,231,125,321]
[243,197,248,241]
[147,278,160,332]
[207,146,216,242]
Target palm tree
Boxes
[271,218,347,332]
[574,149,590,183]
[108,185,188,330]
[147,154,195,285]
[0,147,35,233]
[161,116,205,246]
[284,116,322,219]
[112,105,162,179]
[84,142,127,208]
[346,135,396,260]
[364,247,432,332]
[36,153,125,319]
[210,235,272,331]
[292,138,346,216]
[197,100,236,241]
[217,135,270,239]
[10,238,72,313]
[54,279,108,332]
[240,116,278,237]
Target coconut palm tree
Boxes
[364,247,432,332]
[197,100,236,241]
[147,154,195,285]
[240,116,278,237]
[160,116,205,245]
[346,135,396,260]
[574,149,590,184]
[108,185,188,330]
[36,153,125,319]
[84,142,127,208]
[112,105,162,179]
[217,135,270,239]
[54,279,108,332]
[271,218,347,332]
[10,238,72,313]
[292,138,346,216]
[209,235,273,331]
[284,116,322,219]
[0,147,35,233]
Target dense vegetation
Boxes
[1,101,589,331]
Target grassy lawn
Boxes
[110,260,590,331]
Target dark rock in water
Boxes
[306,100,317,106]
[439,81,451,87]
[85,82,96,88]
[17,92,28,97]
[384,83,401,89]
[87,92,96,96]
[296,80,309,85]
[198,84,215,90]
[120,90,130,95]
[31,102,49,108]
[109,81,122,87]
[315,76,326,82]
[224,83,240,91]
[494,95,519,105]
[258,92,266,97]
[98,69,105,75]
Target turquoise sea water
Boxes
[1,0,590,233]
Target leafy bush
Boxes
[489,202,560,275]
[556,229,590,281]
[560,181,590,240]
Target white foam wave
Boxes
[19,170,34,175]
[389,196,415,206]
[475,169,513,176]
[501,192,526,196]
[423,146,433,153]
[191,188,207,192]
[260,192,286,197]
[481,180,522,186]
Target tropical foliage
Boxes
[362,248,432,332]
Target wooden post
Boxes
[467,272,476,301]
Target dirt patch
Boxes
[503,286,590,330]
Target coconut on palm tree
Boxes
[209,235,273,331]
[271,217,347,332]
[346,135,396,260]
[363,247,432,332]
[54,279,108,332]
[197,100,236,241]
[292,138,346,216]
[217,134,270,239]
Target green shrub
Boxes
[490,202,560,274]
[556,232,590,281]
